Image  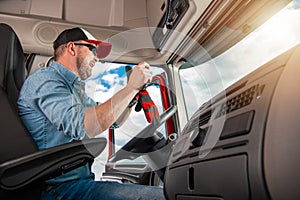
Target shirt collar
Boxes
[50,61,78,85]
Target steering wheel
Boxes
[109,105,177,162]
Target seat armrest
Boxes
[0,138,106,190]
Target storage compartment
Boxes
[0,0,63,18]
[164,155,250,200]
[65,0,124,26]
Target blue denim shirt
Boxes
[18,61,97,184]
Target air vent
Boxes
[216,84,265,118]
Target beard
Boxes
[76,52,94,80]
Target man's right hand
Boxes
[127,61,152,92]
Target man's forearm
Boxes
[84,85,138,137]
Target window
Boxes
[85,62,168,179]
[180,1,300,119]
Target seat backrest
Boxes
[0,23,38,164]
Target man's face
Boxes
[76,44,97,80]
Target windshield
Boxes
[180,0,300,119]
[84,62,167,179]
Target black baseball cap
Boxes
[53,27,112,58]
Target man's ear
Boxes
[66,42,76,56]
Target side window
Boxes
[25,54,52,75]
[85,62,167,179]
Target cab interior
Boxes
[1,0,300,199]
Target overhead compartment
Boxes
[0,0,63,18]
[64,0,124,26]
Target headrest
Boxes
[0,23,27,107]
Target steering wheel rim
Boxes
[109,106,177,162]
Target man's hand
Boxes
[127,61,152,92]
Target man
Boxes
[18,27,165,200]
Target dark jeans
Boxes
[41,179,165,200]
